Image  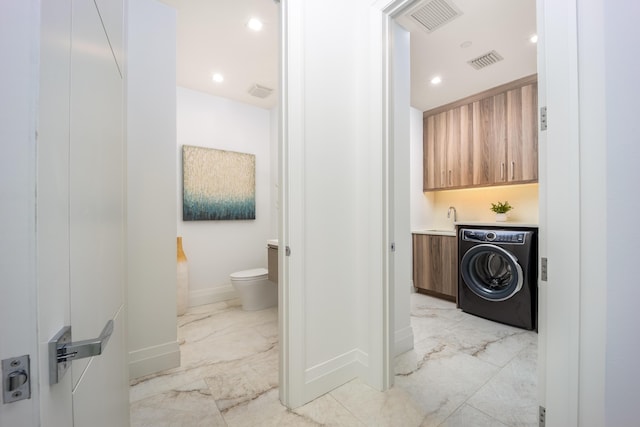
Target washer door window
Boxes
[461,244,523,301]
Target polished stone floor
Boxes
[130,293,538,426]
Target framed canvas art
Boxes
[182,145,256,221]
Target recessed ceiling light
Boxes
[212,73,224,83]
[530,34,538,43]
[247,18,263,31]
[430,76,442,85]
[460,41,472,49]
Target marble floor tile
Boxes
[439,404,508,427]
[466,343,539,427]
[329,378,427,427]
[130,292,538,427]
[394,347,500,426]
[130,379,226,427]
[428,315,537,368]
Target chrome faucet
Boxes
[447,206,457,222]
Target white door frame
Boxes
[278,0,587,421]
[380,0,585,424]
[0,0,41,425]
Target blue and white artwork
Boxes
[182,145,256,221]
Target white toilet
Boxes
[230,268,277,311]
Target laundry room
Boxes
[401,0,541,424]
[403,0,539,310]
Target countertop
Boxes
[412,222,538,236]
[454,221,539,228]
[411,229,456,236]
[267,239,278,248]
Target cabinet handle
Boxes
[501,163,505,180]
[511,161,515,180]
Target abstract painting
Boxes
[182,145,256,221]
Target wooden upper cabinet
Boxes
[507,82,538,183]
[458,104,473,187]
[423,104,474,190]
[491,92,508,184]
[424,75,538,191]
[423,115,437,190]
[434,111,448,188]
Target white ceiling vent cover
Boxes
[248,84,273,98]
[468,50,504,70]
[409,0,463,33]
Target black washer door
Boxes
[461,244,523,301]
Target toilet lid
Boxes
[230,268,268,280]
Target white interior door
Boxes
[66,0,128,424]
[1,0,129,425]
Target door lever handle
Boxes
[48,320,114,385]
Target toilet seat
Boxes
[230,268,268,281]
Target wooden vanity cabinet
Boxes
[412,234,457,301]
[267,245,278,283]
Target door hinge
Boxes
[539,406,546,427]
[540,106,547,131]
[2,355,31,404]
[285,246,291,256]
[541,257,548,281]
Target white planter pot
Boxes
[495,213,508,222]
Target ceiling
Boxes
[160,0,536,112]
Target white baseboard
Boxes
[128,341,181,380]
[302,349,368,404]
[189,285,237,307]
[394,326,415,356]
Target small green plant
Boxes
[490,201,513,214]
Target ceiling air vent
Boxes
[467,50,504,70]
[409,0,463,33]
[248,84,273,99]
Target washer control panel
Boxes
[461,229,526,244]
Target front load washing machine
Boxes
[458,226,538,330]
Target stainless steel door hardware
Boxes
[48,320,114,385]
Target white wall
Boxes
[602,1,640,425]
[176,87,273,306]
[127,0,179,379]
[0,1,40,424]
[393,21,414,357]
[410,107,435,230]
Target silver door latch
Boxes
[2,355,31,404]
[48,320,114,385]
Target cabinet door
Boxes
[458,103,474,187]
[472,98,494,186]
[439,235,457,298]
[413,234,434,290]
[445,108,459,187]
[507,83,538,182]
[490,92,508,184]
[423,115,437,190]
[412,234,457,299]
[434,111,448,188]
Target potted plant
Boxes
[490,201,513,222]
